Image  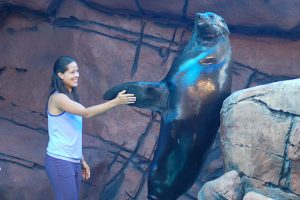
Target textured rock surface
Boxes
[198,170,243,200]
[2,0,300,33]
[221,79,300,199]
[242,176,300,200]
[1,0,300,199]
[243,192,273,200]
[187,1,300,32]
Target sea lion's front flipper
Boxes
[103,81,168,112]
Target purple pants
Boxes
[45,155,81,200]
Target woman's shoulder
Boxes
[49,92,69,102]
[48,92,74,113]
[48,92,68,115]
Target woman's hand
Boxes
[81,160,90,181]
[114,90,136,105]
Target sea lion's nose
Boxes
[196,13,204,20]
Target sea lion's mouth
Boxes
[196,24,219,39]
[196,21,209,28]
[197,21,205,26]
[195,15,208,27]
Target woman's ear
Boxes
[58,72,64,80]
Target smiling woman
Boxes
[44,56,136,200]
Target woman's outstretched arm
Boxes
[49,90,136,118]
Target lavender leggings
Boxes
[45,155,81,200]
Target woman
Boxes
[45,56,136,200]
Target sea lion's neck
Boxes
[193,32,229,47]
[168,34,229,69]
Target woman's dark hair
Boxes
[46,56,80,113]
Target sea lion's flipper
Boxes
[103,81,168,112]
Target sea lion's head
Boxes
[194,12,229,41]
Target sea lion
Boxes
[103,12,232,199]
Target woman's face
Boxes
[58,62,80,91]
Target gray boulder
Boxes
[198,170,243,200]
[243,192,273,200]
[220,79,300,199]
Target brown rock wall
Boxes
[1,1,300,199]
[3,0,300,31]
[83,0,140,13]
[231,35,300,77]
[187,0,300,30]
[3,0,53,13]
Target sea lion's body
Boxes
[104,12,232,199]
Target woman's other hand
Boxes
[81,160,90,181]
[115,90,136,105]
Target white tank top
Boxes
[47,111,82,163]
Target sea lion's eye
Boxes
[209,15,214,19]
